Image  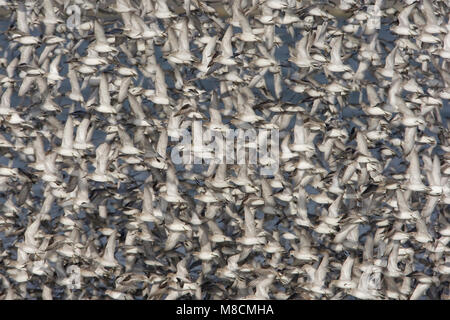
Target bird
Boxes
[0,0,446,302]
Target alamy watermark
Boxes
[367,4,382,30]
[66,3,81,30]
[66,265,81,290]
[170,122,280,176]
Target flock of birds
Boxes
[0,0,449,300]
